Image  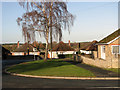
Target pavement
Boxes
[2,59,120,88]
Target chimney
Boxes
[69,40,70,46]
[17,41,19,48]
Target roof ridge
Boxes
[13,43,37,52]
[99,29,120,43]
[52,41,74,51]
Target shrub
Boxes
[58,54,73,58]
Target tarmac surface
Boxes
[2,59,120,89]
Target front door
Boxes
[101,45,106,59]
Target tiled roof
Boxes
[32,41,39,47]
[13,43,37,52]
[99,29,120,43]
[3,44,17,51]
[39,43,45,49]
[11,44,17,51]
[32,41,45,49]
[52,41,74,51]
[0,45,10,54]
[70,42,91,50]
[48,42,58,49]
[80,40,98,51]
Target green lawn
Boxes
[7,59,95,77]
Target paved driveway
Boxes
[74,62,119,77]
[2,59,120,88]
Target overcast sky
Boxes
[1,1,118,43]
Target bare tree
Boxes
[17,0,75,61]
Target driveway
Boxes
[75,63,119,77]
[2,59,120,88]
[65,61,119,77]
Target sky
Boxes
[1,1,118,44]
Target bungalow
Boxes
[81,29,120,68]
[48,41,76,58]
[11,42,40,56]
[0,45,11,59]
[80,40,98,54]
[97,29,120,68]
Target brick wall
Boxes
[98,45,101,58]
[90,38,120,68]
[93,51,98,59]
[81,55,119,68]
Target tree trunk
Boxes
[50,26,52,60]
[44,29,49,61]
[50,2,53,60]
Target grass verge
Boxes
[7,59,95,77]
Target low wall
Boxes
[111,59,120,68]
[81,56,119,68]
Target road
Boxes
[2,60,120,89]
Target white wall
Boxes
[12,52,24,55]
[49,52,58,58]
[80,50,92,54]
[48,51,75,58]
[29,52,40,55]
[12,52,40,56]
[57,51,75,54]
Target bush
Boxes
[81,53,85,55]
[65,54,73,58]
[58,54,73,58]
[58,54,65,58]
[76,51,81,54]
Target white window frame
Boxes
[112,45,120,54]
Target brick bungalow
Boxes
[97,29,120,68]
[81,29,120,68]
[48,41,75,58]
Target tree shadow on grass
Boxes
[8,60,73,73]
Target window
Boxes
[102,46,105,53]
[112,45,120,54]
